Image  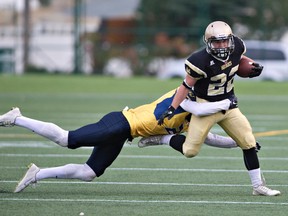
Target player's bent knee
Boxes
[183,143,200,158]
[183,149,199,158]
[81,164,97,181]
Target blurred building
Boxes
[0,0,140,74]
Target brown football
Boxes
[237,56,255,78]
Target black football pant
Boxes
[67,111,131,176]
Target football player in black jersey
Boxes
[155,21,280,196]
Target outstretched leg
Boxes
[16,116,68,147]
[14,111,131,192]
[14,140,126,193]
[0,107,68,147]
[14,163,96,193]
[138,132,238,150]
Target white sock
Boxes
[36,163,96,182]
[204,132,237,148]
[161,134,174,145]
[248,168,262,188]
[15,116,68,147]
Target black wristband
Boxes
[182,79,192,90]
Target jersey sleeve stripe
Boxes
[185,59,207,79]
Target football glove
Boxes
[249,62,263,78]
[157,106,176,125]
[256,142,261,152]
[186,89,196,101]
[228,94,238,109]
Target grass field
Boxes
[0,74,288,216]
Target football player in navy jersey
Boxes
[154,21,280,196]
[0,88,237,193]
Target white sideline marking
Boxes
[1,141,288,150]
[1,166,288,174]
[1,180,287,187]
[109,168,288,173]
[0,142,53,148]
[0,197,287,205]
[1,153,288,162]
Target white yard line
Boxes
[2,180,288,187]
[0,197,287,206]
[1,152,288,162]
[1,166,288,173]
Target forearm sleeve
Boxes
[180,99,230,116]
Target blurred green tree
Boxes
[137,0,288,42]
[38,0,52,7]
[236,0,288,40]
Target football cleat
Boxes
[0,107,22,127]
[138,135,164,148]
[14,163,40,193]
[252,185,281,196]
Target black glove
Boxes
[157,106,176,125]
[186,89,196,101]
[228,94,238,109]
[249,62,263,78]
[256,142,261,152]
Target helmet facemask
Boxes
[206,35,234,61]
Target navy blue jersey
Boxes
[185,36,246,101]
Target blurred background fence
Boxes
[0,0,288,80]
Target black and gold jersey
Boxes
[185,36,246,101]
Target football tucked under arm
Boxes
[237,55,263,78]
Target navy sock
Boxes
[170,134,185,155]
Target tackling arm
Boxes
[180,99,230,116]
[158,75,196,125]
[171,76,197,109]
